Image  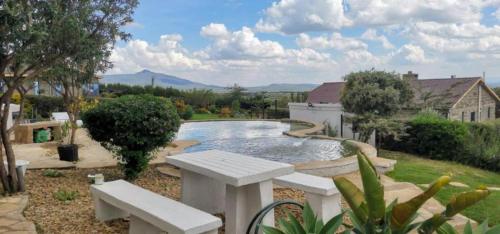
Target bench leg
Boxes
[225,180,274,234]
[92,196,128,221]
[129,215,163,234]
[180,169,226,214]
[304,192,341,222]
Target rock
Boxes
[156,166,181,178]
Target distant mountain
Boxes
[246,83,317,92]
[101,70,225,91]
[101,70,318,92]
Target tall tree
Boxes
[341,70,413,142]
[0,0,137,194]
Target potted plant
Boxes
[57,121,78,162]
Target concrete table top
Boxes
[166,149,294,187]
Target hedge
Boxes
[386,114,500,172]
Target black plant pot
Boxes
[57,144,79,162]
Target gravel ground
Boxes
[23,165,348,233]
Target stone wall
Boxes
[449,83,497,122]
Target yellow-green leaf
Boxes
[391,176,451,229]
[445,188,490,217]
[358,152,385,221]
[333,177,368,222]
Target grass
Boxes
[191,113,223,120]
[380,150,500,225]
[53,189,79,202]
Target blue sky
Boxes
[109,0,500,86]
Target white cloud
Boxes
[361,29,394,49]
[296,33,367,50]
[255,0,352,34]
[347,0,484,27]
[108,34,206,74]
[397,44,433,64]
[200,23,229,38]
[494,8,500,19]
[202,26,286,59]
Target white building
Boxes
[288,82,375,145]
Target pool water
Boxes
[175,121,355,163]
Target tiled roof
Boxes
[306,77,486,108]
[409,77,481,108]
[306,82,344,104]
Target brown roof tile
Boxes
[306,82,344,104]
[409,77,481,108]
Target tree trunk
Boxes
[1,97,18,193]
[0,145,11,194]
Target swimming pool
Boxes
[175,121,355,163]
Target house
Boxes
[404,72,499,122]
[291,72,499,123]
[288,72,499,145]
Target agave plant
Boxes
[261,202,345,234]
[334,152,491,234]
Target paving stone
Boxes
[487,186,500,191]
[0,196,36,234]
[449,182,469,188]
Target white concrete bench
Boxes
[273,172,341,221]
[91,180,222,234]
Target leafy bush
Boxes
[195,107,210,114]
[219,107,231,118]
[180,105,194,120]
[401,113,468,160]
[26,95,65,118]
[82,95,180,180]
[266,108,290,119]
[231,100,240,115]
[43,169,64,178]
[392,112,500,172]
[53,189,78,202]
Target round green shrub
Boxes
[181,105,194,120]
[82,95,180,180]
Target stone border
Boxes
[283,121,395,176]
[0,195,36,233]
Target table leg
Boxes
[225,180,274,234]
[180,169,226,214]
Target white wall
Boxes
[1,104,20,130]
[288,103,375,145]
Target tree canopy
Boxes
[341,70,413,117]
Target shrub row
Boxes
[383,113,500,172]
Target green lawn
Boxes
[191,113,223,120]
[380,150,500,225]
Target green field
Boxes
[380,150,500,225]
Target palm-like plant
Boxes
[261,203,344,234]
[260,152,492,234]
[334,152,490,234]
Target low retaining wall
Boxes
[285,121,394,177]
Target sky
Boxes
[107,0,500,86]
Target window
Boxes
[461,112,465,122]
[470,112,476,122]
[488,107,491,119]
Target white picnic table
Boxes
[166,149,294,234]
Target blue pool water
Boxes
[176,121,353,163]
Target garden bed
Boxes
[23,164,348,233]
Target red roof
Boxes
[306,82,344,104]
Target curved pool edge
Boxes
[284,120,395,177]
[174,119,394,176]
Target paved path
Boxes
[13,129,198,169]
[0,195,36,234]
